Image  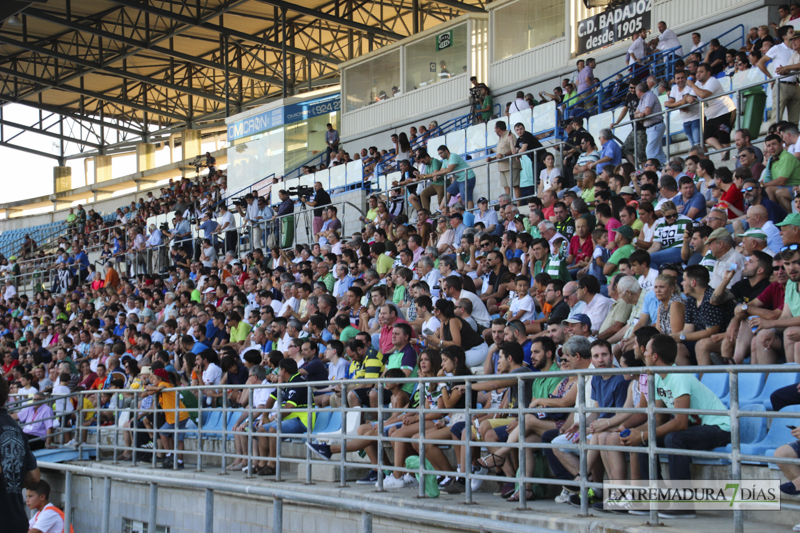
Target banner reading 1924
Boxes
[576,0,652,56]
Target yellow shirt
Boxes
[157,382,190,424]
[376,253,394,275]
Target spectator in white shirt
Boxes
[508,91,530,113]
[773,30,800,125]
[650,21,683,57]
[690,32,706,52]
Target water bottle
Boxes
[749,316,758,334]
[619,428,631,438]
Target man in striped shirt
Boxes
[648,201,693,269]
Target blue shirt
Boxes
[590,374,629,417]
[521,339,533,369]
[758,197,787,224]
[675,190,707,219]
[597,139,622,174]
[505,249,524,260]
[643,291,659,323]
[200,220,218,240]
[191,341,210,355]
[174,220,191,241]
[75,251,89,269]
[334,274,354,299]
[453,222,468,245]
[463,211,475,227]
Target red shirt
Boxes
[568,235,594,264]
[542,205,555,220]
[757,281,786,310]
[2,359,18,375]
[378,317,417,355]
[236,271,250,287]
[719,184,744,219]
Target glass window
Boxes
[493,0,565,62]
[344,50,401,112]
[404,23,468,93]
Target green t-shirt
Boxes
[606,243,635,278]
[392,285,407,305]
[376,254,395,275]
[482,95,493,121]
[655,369,731,431]
[444,153,476,183]
[191,289,202,303]
[339,325,360,344]
[428,158,444,186]
[786,280,800,317]
[230,321,252,343]
[581,187,595,204]
[766,151,800,186]
[387,348,418,393]
[531,362,563,400]
[320,273,335,292]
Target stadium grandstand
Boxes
[3,0,800,532]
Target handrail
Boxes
[13,363,799,533]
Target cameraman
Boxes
[164,212,192,257]
[237,194,261,251]
[302,181,331,239]
[213,204,238,255]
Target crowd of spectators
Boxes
[7,12,800,528]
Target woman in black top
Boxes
[427,300,489,368]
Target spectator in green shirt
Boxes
[427,145,477,209]
[604,226,636,278]
[317,262,335,292]
[762,133,800,213]
[334,315,360,344]
[476,85,493,123]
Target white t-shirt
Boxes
[539,167,562,191]
[509,98,530,113]
[658,29,682,56]
[668,85,700,122]
[328,358,349,380]
[627,37,645,65]
[202,362,222,386]
[767,43,796,83]
[29,504,64,533]
[694,77,736,119]
[638,268,659,292]
[218,211,236,231]
[509,294,536,322]
[53,384,74,413]
[690,41,706,52]
[422,316,442,336]
[640,220,658,244]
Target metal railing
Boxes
[15,363,800,533]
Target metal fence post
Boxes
[339,385,347,487]
[729,370,743,533]
[646,372,659,524]
[516,374,527,510]
[361,511,373,533]
[95,391,101,460]
[247,388,254,478]
[273,497,283,533]
[148,482,158,533]
[132,391,139,467]
[196,389,204,472]
[418,383,426,499]
[464,379,473,505]
[101,476,111,533]
[305,384,313,485]
[375,380,385,492]
[64,471,72,531]
[205,488,214,533]
[220,392,228,475]
[577,373,588,517]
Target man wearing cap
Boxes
[603,226,636,277]
[474,197,499,234]
[707,227,746,290]
[779,213,800,247]
[562,314,595,341]
[618,186,637,204]
[449,212,467,247]
[737,228,774,257]
[675,176,707,220]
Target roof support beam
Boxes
[0,36,229,105]
[103,0,341,66]
[0,117,102,149]
[0,66,191,122]
[0,97,144,136]
[0,139,62,160]
[426,0,485,13]
[254,0,404,41]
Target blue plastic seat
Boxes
[751,368,800,410]
[738,372,767,403]
[697,403,768,465]
[701,373,730,403]
[311,410,333,435]
[740,405,800,459]
[198,410,223,439]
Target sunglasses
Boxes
[664,213,678,219]
[782,244,800,252]
[741,186,756,193]
[774,265,786,272]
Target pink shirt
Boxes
[605,218,621,245]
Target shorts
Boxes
[373,420,404,435]
[160,418,189,442]
[790,440,800,457]
[552,432,593,455]
[704,112,733,144]
[261,417,308,436]
[498,169,520,189]
[450,421,478,440]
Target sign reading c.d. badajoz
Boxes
[576,0,651,56]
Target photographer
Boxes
[164,212,193,257]
[237,193,262,251]
[213,204,237,255]
[303,181,331,239]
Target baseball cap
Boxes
[562,314,592,329]
[140,366,152,375]
[612,225,634,240]
[477,197,489,204]
[705,227,732,245]
[777,213,800,227]
[153,368,169,380]
[735,228,767,240]
[619,186,636,196]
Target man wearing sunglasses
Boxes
[648,201,693,269]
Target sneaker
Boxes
[555,488,572,504]
[793,524,800,532]
[161,459,173,469]
[402,473,418,487]
[471,466,488,492]
[438,476,452,487]
[658,510,696,519]
[445,478,466,494]
[142,442,154,449]
[568,488,600,508]
[63,439,77,448]
[356,471,378,484]
[176,461,185,470]
[592,501,627,514]
[377,474,406,490]
[306,442,333,461]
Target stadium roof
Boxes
[0,0,485,163]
